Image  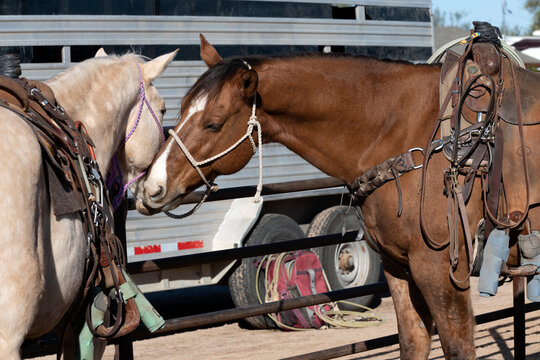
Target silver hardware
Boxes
[408,147,424,169]
[432,139,444,151]
[78,153,95,201]
[241,60,252,70]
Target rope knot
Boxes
[248,115,258,125]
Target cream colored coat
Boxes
[0,49,177,359]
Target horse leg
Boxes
[409,256,476,359]
[381,255,433,359]
[0,335,21,360]
[0,217,42,359]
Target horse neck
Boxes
[256,57,441,184]
[46,62,138,174]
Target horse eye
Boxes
[205,123,223,132]
[160,108,166,116]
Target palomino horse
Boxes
[136,35,540,359]
[0,49,176,359]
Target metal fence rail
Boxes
[121,179,535,360]
[282,300,540,360]
[126,176,344,210]
[21,177,537,359]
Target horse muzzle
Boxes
[135,186,186,216]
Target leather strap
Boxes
[461,143,488,202]
[447,184,475,287]
[484,125,504,237]
[349,152,417,217]
[419,75,457,249]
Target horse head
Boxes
[49,48,178,204]
[110,50,179,202]
[137,35,259,215]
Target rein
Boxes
[165,61,264,219]
[418,39,500,286]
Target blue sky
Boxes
[432,0,534,34]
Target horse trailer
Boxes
[1,0,433,323]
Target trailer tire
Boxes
[228,213,305,329]
[307,206,381,310]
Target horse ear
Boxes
[95,48,108,57]
[142,49,179,82]
[240,69,258,101]
[200,34,222,68]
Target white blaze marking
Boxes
[176,95,208,133]
[146,140,173,189]
[147,95,208,190]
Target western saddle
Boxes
[421,22,540,295]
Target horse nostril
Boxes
[148,185,165,202]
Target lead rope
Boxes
[255,253,382,330]
[165,89,263,219]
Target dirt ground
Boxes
[35,278,540,360]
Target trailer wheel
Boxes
[228,213,305,329]
[307,206,381,310]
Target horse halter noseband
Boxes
[166,60,263,219]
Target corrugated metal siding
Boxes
[0,15,431,48]
[247,0,430,5]
[7,1,432,270]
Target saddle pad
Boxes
[44,157,86,216]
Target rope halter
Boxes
[165,61,264,218]
[125,62,166,144]
[108,61,166,209]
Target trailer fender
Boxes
[212,197,264,250]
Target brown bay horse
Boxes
[135,35,540,359]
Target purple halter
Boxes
[107,61,166,209]
[124,62,166,144]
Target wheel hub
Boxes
[338,248,355,274]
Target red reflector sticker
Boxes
[134,244,161,255]
[177,240,204,250]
